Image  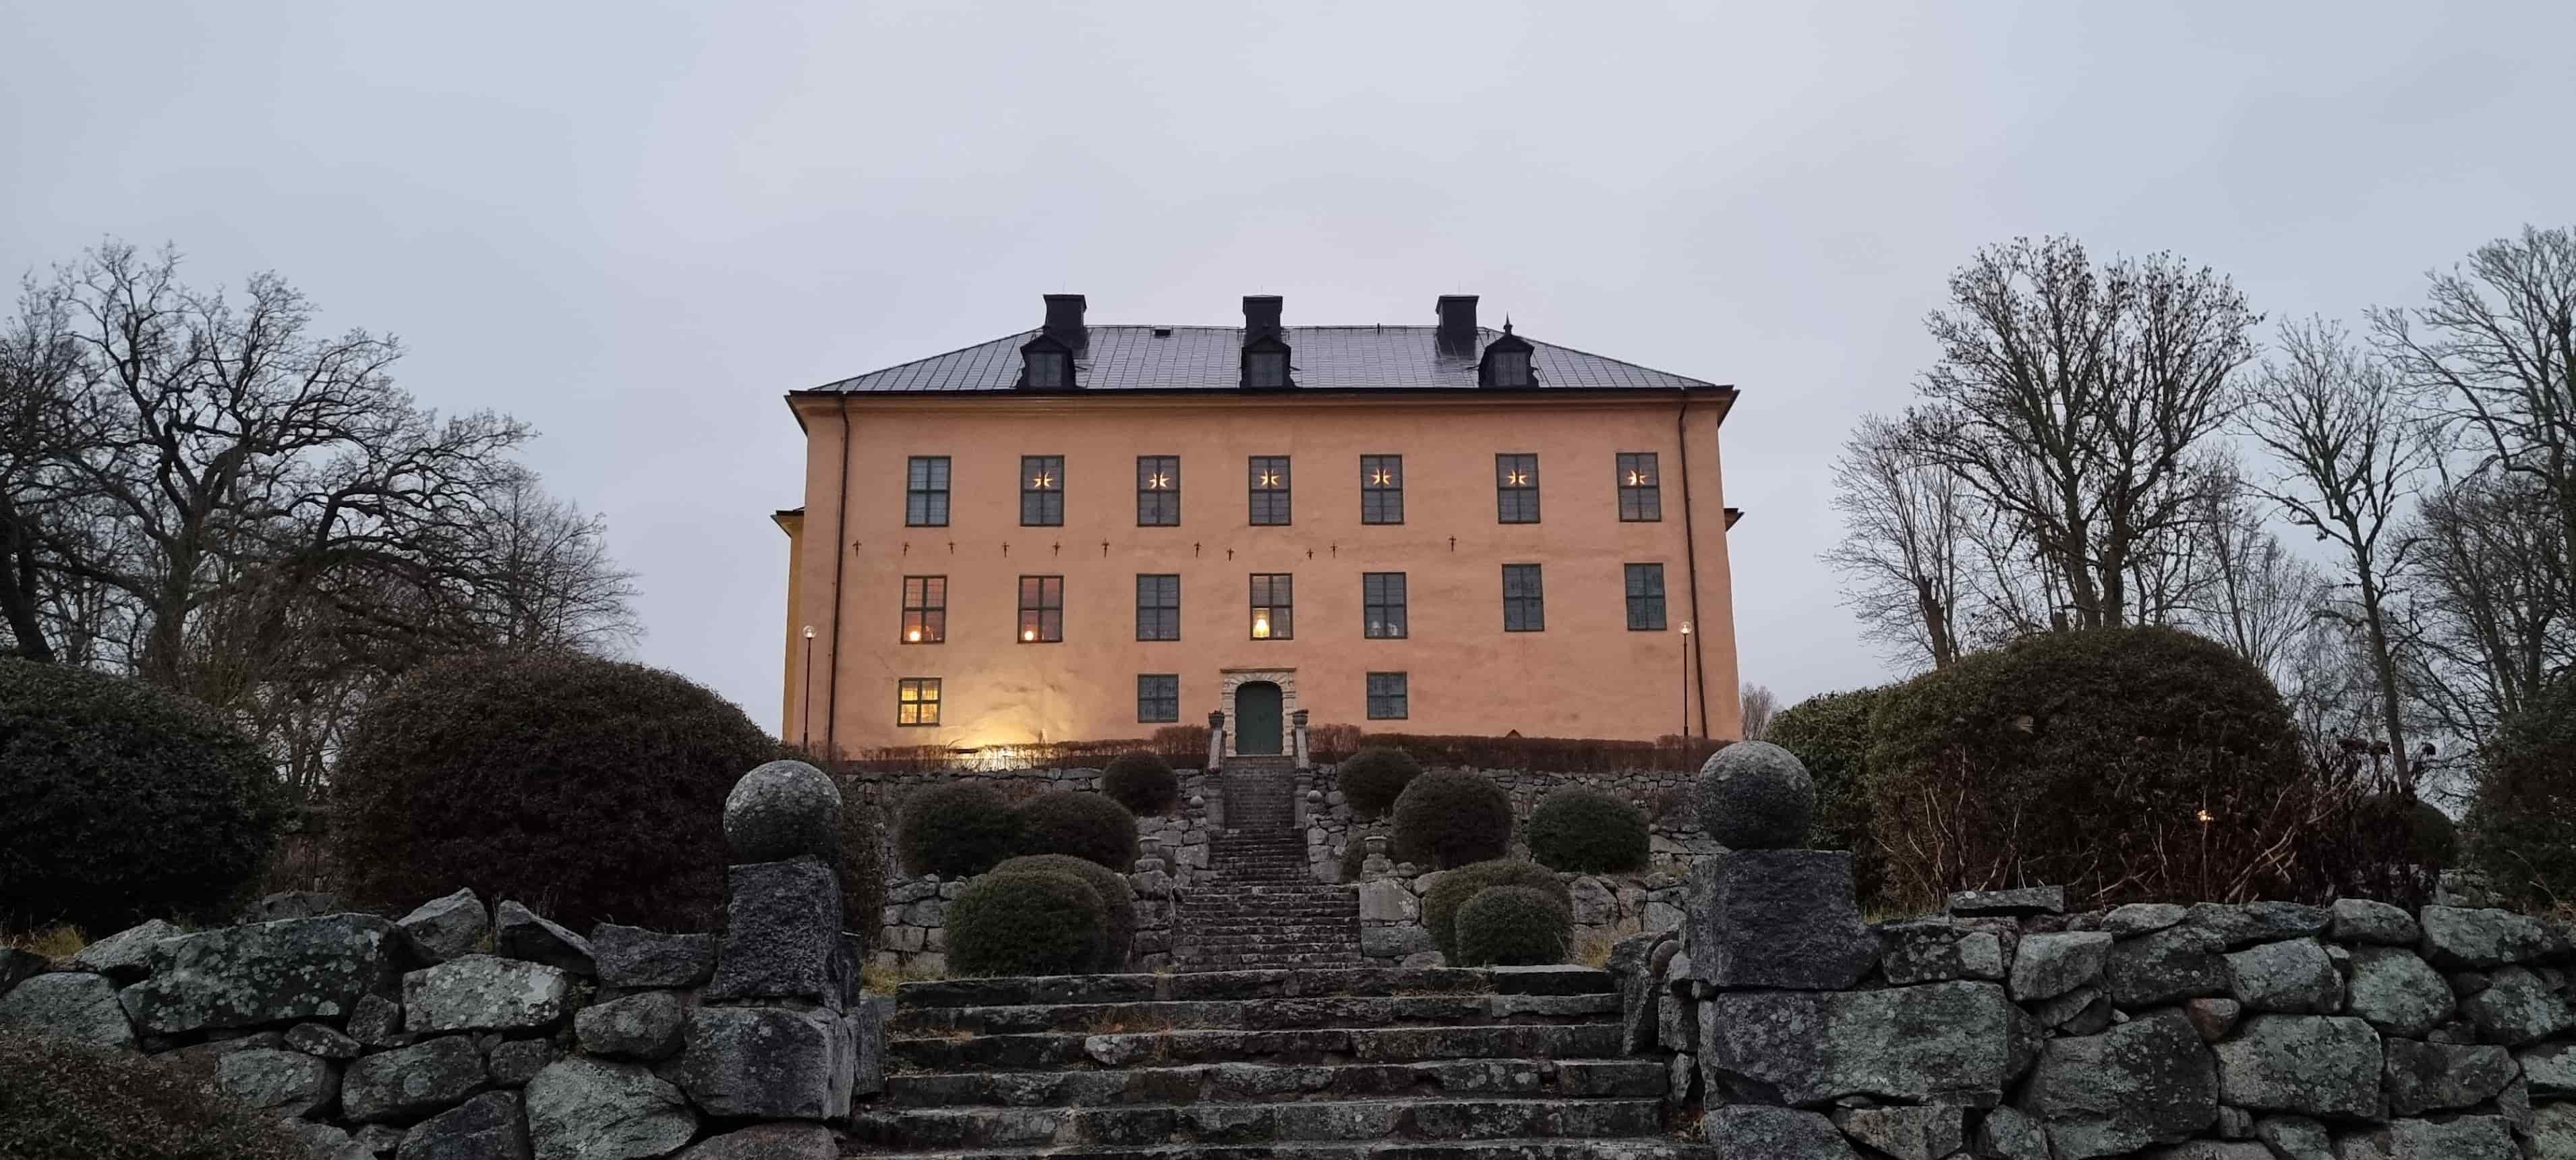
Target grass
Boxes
[1,925,89,962]
[1572,933,1615,970]
[862,960,949,995]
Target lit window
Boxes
[1249,456,1291,525]
[1496,453,1541,524]
[1366,672,1409,720]
[1617,453,1662,521]
[897,678,941,726]
[1625,563,1668,631]
[1021,455,1064,527]
[1250,573,1293,639]
[1138,674,1179,723]
[1136,455,1180,527]
[1136,574,1180,641]
[1360,455,1403,525]
[1503,564,1545,632]
[905,456,950,527]
[1018,575,1063,643]
[1364,572,1407,639]
[900,576,945,643]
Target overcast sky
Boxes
[7,3,2571,728]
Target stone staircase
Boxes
[1175,756,1364,972]
[849,966,1711,1158]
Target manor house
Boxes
[774,295,1744,757]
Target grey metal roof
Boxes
[809,325,1720,395]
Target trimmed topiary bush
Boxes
[2467,677,2576,909]
[1526,787,1649,873]
[896,782,1022,879]
[1337,747,1424,817]
[1455,885,1571,966]
[945,869,1107,977]
[838,786,889,946]
[332,651,778,931]
[1424,859,1571,961]
[0,659,285,935]
[1866,625,2317,908]
[0,1032,308,1160]
[992,854,1135,970]
[1016,791,1138,871]
[1101,752,1179,816]
[1768,687,1890,900]
[1392,770,1512,869]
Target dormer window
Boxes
[1019,334,1074,390]
[1479,322,1535,388]
[1242,334,1292,390]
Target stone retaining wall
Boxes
[1299,761,1720,884]
[1351,862,1689,966]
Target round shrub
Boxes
[896,782,1021,879]
[1526,787,1649,873]
[1455,885,1571,967]
[1424,859,1571,960]
[1865,625,2310,909]
[0,1031,308,1160]
[0,659,284,934]
[1695,741,1817,850]
[993,854,1135,970]
[1101,752,1179,816]
[1016,791,1138,871]
[1392,770,1513,869]
[839,785,889,944]
[2467,677,2576,908]
[945,869,1107,977]
[332,651,776,931]
[1337,747,1424,817]
[1768,687,1890,899]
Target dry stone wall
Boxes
[1301,760,1719,884]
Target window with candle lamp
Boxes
[1616,452,1662,521]
[1496,453,1540,523]
[1136,455,1179,526]
[1248,456,1291,525]
[1020,455,1064,527]
[1018,575,1063,643]
[1249,573,1293,639]
[1359,454,1403,524]
[900,575,945,643]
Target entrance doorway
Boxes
[1235,680,1283,755]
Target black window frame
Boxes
[1366,671,1409,720]
[1363,571,1408,639]
[1617,452,1663,522]
[900,575,946,644]
[1250,573,1294,640]
[1017,575,1063,643]
[1136,455,1180,527]
[1359,454,1404,525]
[1624,562,1668,631]
[1136,573,1180,641]
[1502,563,1545,632]
[1248,455,1291,525]
[1137,673,1180,724]
[905,456,951,527]
[1496,453,1541,524]
[896,677,941,726]
[1020,455,1064,527]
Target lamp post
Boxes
[800,626,816,750]
[1678,620,1693,738]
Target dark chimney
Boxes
[1243,295,1283,341]
[1043,294,1088,352]
[1436,295,1479,355]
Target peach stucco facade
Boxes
[778,388,1743,755]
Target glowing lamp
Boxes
[907,629,921,642]
[1023,628,1036,641]
[1253,614,1272,639]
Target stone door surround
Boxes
[1218,668,1296,759]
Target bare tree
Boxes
[2189,469,2328,679]
[1739,684,1778,742]
[2399,469,2571,747]
[1825,415,1967,670]
[2236,318,2436,793]
[1902,237,2258,630]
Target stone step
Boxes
[1173,954,1368,971]
[853,1097,1668,1151]
[883,1056,1663,1107]
[890,1024,1624,1072]
[896,967,1611,1011]
[848,1142,1714,1160]
[1179,936,1357,950]
[887,993,1619,1037]
[1173,944,1361,960]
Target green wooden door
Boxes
[1235,682,1283,755]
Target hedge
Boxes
[1101,753,1179,816]
[838,787,889,945]
[1424,860,1570,961]
[992,854,1135,970]
[1337,747,1423,817]
[1766,687,1889,901]
[1525,787,1649,873]
[896,783,1021,879]
[945,869,1107,977]
[0,1032,308,1160]
[1015,791,1138,871]
[0,660,285,934]
[1392,770,1513,869]
[1455,885,1572,966]
[2467,677,2576,909]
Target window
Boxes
[1248,456,1291,525]
[1137,455,1180,526]
[905,456,950,527]
[1360,455,1404,525]
[1243,335,1292,389]
[1625,563,1668,631]
[1250,573,1293,639]
[896,678,941,726]
[1617,453,1663,521]
[1136,574,1180,641]
[1363,572,1407,639]
[1021,455,1063,526]
[1138,674,1179,723]
[1366,672,1409,720]
[1503,564,1545,631]
[1017,575,1063,643]
[1496,453,1540,523]
[900,576,945,643]
[1020,333,1074,390]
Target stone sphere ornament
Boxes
[723,759,844,863]
[1694,741,1817,850]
